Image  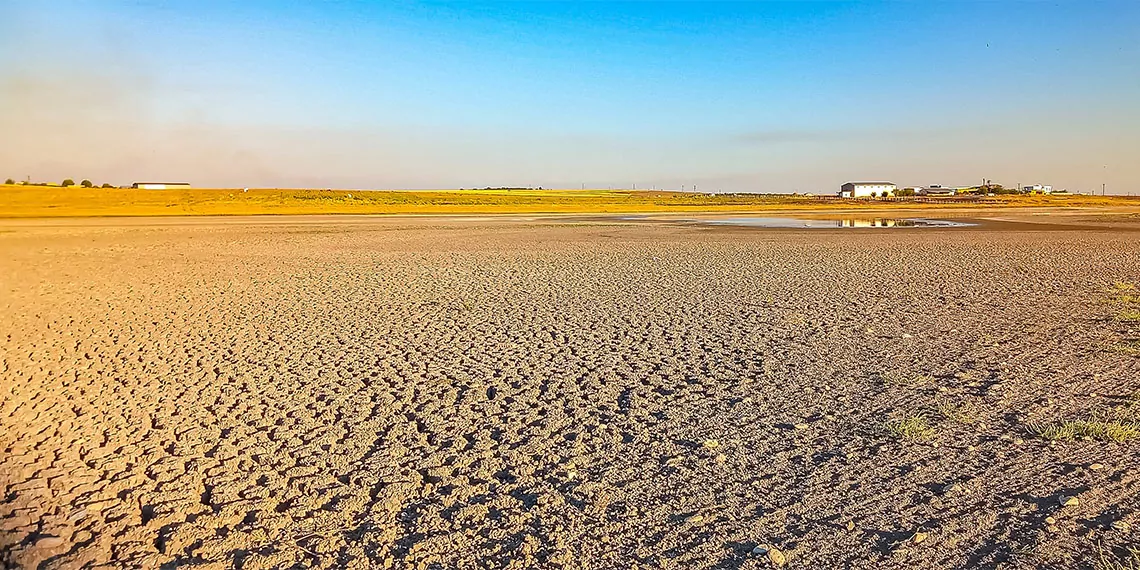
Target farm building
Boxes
[132,182,192,190]
[839,182,896,198]
[1022,184,1053,194]
[919,185,956,196]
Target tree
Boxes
[3,178,13,185]
[101,183,114,188]
[81,179,93,188]
[62,179,75,187]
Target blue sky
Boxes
[2,1,1137,192]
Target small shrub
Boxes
[886,414,935,441]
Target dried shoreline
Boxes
[2,216,1138,569]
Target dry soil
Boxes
[2,215,1139,569]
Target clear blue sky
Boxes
[2,1,1138,192]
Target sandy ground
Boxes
[2,215,1139,569]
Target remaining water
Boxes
[698,217,973,228]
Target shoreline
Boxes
[2,207,1139,233]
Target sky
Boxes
[1,1,1138,193]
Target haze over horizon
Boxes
[2,1,1138,194]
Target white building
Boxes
[1022,184,1053,194]
[132,182,192,190]
[839,182,896,198]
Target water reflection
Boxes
[701,217,972,228]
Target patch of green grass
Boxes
[1116,309,1140,322]
[937,402,979,424]
[1030,418,1140,443]
[886,414,936,441]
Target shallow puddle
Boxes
[696,216,974,228]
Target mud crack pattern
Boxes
[2,219,1139,569]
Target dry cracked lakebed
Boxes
[2,215,1139,569]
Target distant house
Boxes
[132,182,192,190]
[1022,184,1053,194]
[839,182,896,198]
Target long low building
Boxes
[919,185,957,196]
[132,182,192,190]
[839,181,896,198]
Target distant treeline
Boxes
[4,178,119,188]
[460,187,546,191]
[956,183,1022,195]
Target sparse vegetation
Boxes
[1111,393,1140,421]
[1116,309,1140,322]
[0,186,1138,218]
[880,371,932,387]
[1030,418,1140,443]
[1095,543,1140,570]
[937,401,979,424]
[886,413,936,440]
[1109,282,1139,303]
[1105,283,1140,353]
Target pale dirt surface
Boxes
[2,216,1139,570]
